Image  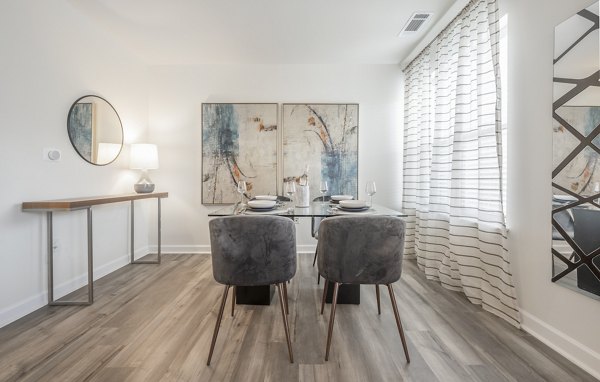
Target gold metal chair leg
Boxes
[277,283,294,363]
[207,285,230,366]
[376,284,381,315]
[283,282,289,315]
[325,282,339,361]
[387,284,410,363]
[320,279,329,315]
[231,286,236,317]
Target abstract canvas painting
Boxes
[202,103,278,204]
[282,104,358,198]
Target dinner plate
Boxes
[331,194,354,202]
[248,200,277,209]
[254,195,278,201]
[244,208,288,215]
[339,200,367,209]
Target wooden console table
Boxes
[22,192,168,306]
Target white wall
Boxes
[501,0,600,378]
[0,1,149,327]
[147,64,404,252]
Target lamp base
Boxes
[134,183,155,193]
[134,171,155,193]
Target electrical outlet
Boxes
[43,148,62,161]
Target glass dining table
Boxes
[208,201,407,306]
[208,201,406,218]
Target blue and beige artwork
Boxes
[202,103,278,204]
[68,103,93,161]
[282,104,358,198]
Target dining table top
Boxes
[207,201,407,218]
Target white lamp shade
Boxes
[96,142,122,164]
[130,143,159,170]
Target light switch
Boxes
[43,148,61,161]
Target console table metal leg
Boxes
[158,197,162,264]
[87,207,94,304]
[130,198,161,264]
[47,211,53,305]
[130,200,135,263]
[48,208,93,306]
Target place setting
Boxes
[327,181,377,214]
[243,196,288,215]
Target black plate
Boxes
[338,206,370,212]
[247,206,276,211]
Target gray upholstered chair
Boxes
[207,215,297,365]
[317,215,410,362]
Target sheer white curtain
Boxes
[402,0,519,326]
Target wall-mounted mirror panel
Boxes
[67,95,123,165]
[552,1,600,299]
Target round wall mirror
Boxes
[67,95,123,165]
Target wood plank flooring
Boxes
[0,253,596,382]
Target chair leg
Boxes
[277,283,294,363]
[317,273,320,285]
[387,284,410,363]
[207,285,230,366]
[320,279,329,315]
[325,282,340,361]
[283,282,289,315]
[312,247,318,266]
[231,286,236,317]
[376,284,381,315]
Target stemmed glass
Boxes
[237,180,247,205]
[319,180,329,202]
[284,180,296,212]
[366,181,377,208]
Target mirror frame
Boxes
[67,94,124,166]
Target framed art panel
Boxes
[282,103,359,198]
[202,103,278,204]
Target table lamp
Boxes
[130,143,159,193]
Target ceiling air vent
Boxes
[398,12,432,36]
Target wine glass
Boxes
[319,180,329,202]
[237,180,247,204]
[284,180,296,211]
[366,181,377,207]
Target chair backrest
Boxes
[209,216,297,286]
[317,215,406,284]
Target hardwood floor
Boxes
[0,253,596,382]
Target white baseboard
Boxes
[520,310,600,380]
[0,248,145,329]
[296,244,317,254]
[151,244,317,254]
[150,244,211,254]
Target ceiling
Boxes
[67,0,456,66]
